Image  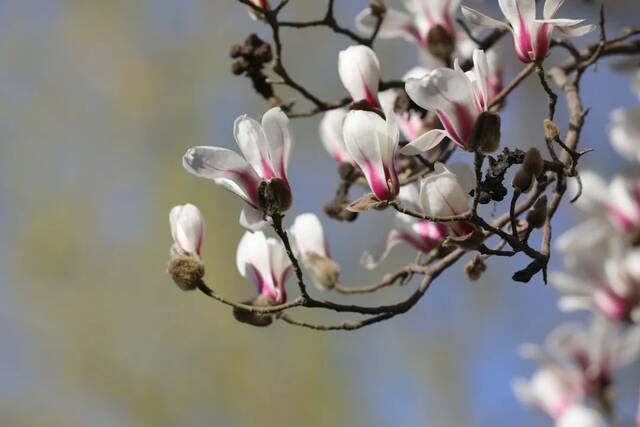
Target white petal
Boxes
[609,106,640,163]
[556,405,607,427]
[398,182,421,211]
[543,0,565,19]
[233,114,276,179]
[261,107,293,180]
[558,296,594,312]
[512,378,537,406]
[239,205,267,231]
[446,162,475,195]
[362,228,406,270]
[554,22,596,38]
[550,271,594,295]
[266,236,292,292]
[236,231,275,295]
[419,162,470,217]
[169,203,205,256]
[471,49,490,110]
[572,170,608,212]
[355,7,417,42]
[290,213,328,257]
[338,45,381,105]
[400,129,448,155]
[319,108,352,164]
[499,0,535,26]
[183,146,261,206]
[461,6,509,29]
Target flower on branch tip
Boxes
[319,108,354,165]
[290,213,340,290]
[461,0,596,63]
[182,107,293,231]
[338,45,382,108]
[237,230,292,305]
[355,0,461,59]
[402,49,500,154]
[362,183,448,269]
[167,203,205,291]
[247,0,270,21]
[343,107,400,202]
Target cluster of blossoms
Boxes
[513,70,640,426]
[163,0,640,424]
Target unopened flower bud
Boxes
[167,254,204,291]
[369,0,386,16]
[426,24,455,61]
[258,178,293,215]
[512,168,533,193]
[465,255,486,281]
[526,195,548,229]
[469,111,501,154]
[305,253,341,290]
[232,296,273,327]
[522,148,544,177]
[543,119,559,140]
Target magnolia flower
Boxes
[362,183,447,269]
[355,0,460,55]
[319,108,353,164]
[556,405,607,427]
[551,250,640,323]
[379,67,431,142]
[418,163,477,237]
[247,0,269,20]
[548,319,640,396]
[236,230,292,305]
[169,203,205,257]
[402,49,497,154]
[557,172,640,258]
[338,45,381,107]
[343,108,400,201]
[609,71,640,163]
[461,0,595,63]
[513,346,583,420]
[183,107,293,231]
[290,213,340,290]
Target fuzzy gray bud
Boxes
[522,148,544,177]
[465,255,487,281]
[526,195,548,229]
[305,252,341,290]
[232,296,274,327]
[512,168,533,194]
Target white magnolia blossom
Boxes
[169,204,205,257]
[338,45,381,107]
[513,345,583,420]
[319,108,353,164]
[555,405,607,427]
[461,0,595,63]
[609,70,640,163]
[551,250,640,323]
[402,49,492,154]
[343,108,400,201]
[547,319,640,392]
[418,162,476,236]
[247,0,270,20]
[183,107,293,231]
[236,230,292,304]
[379,67,431,142]
[362,183,447,269]
[355,0,460,51]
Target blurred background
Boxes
[0,0,638,426]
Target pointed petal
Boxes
[183,146,261,206]
[556,23,597,38]
[261,107,293,180]
[266,236,292,296]
[236,231,276,297]
[543,0,565,19]
[338,45,381,106]
[233,114,277,179]
[461,6,509,29]
[471,49,490,110]
[419,162,470,217]
[400,129,448,155]
[499,0,535,25]
[239,205,267,231]
[169,204,205,256]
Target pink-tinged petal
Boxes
[461,6,510,29]
[405,67,479,149]
[261,107,293,181]
[609,106,640,163]
[343,110,397,200]
[290,213,328,257]
[419,162,470,217]
[608,176,640,231]
[399,182,422,212]
[556,405,607,427]
[169,203,205,256]
[234,114,277,179]
[594,287,632,322]
[553,22,596,38]
[362,228,407,270]
[470,49,490,111]
[319,108,352,164]
[237,231,278,300]
[499,0,535,26]
[183,146,261,206]
[400,128,448,155]
[266,237,292,303]
[338,45,381,107]
[355,7,419,43]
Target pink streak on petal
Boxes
[535,23,552,60]
[594,287,632,322]
[367,160,392,201]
